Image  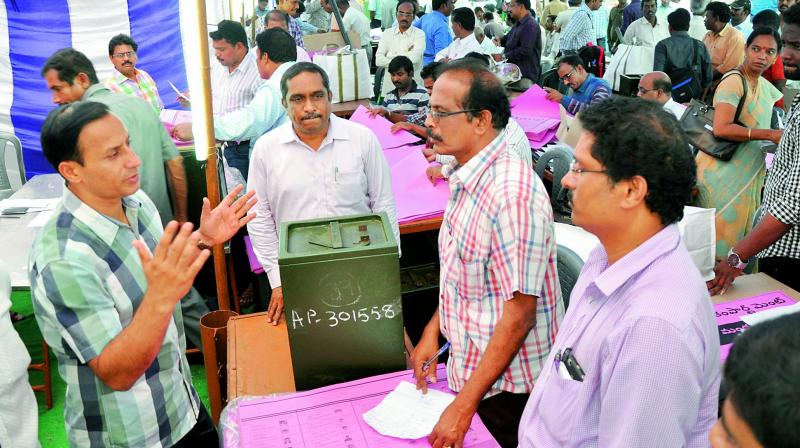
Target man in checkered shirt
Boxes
[708,4,800,294]
[410,61,562,448]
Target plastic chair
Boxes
[0,132,25,200]
[535,145,573,215]
[556,244,584,311]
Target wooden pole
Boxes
[192,0,232,311]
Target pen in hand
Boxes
[421,341,451,373]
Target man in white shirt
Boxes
[688,0,709,40]
[266,10,312,62]
[730,0,753,39]
[376,0,427,96]
[247,62,399,326]
[474,25,503,56]
[435,7,485,61]
[656,0,677,24]
[624,0,670,45]
[323,0,373,62]
[637,71,685,118]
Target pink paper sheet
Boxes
[510,85,561,120]
[383,145,450,223]
[350,105,422,149]
[160,109,194,147]
[231,365,499,448]
[713,290,795,361]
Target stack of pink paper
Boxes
[349,105,422,149]
[160,109,194,147]
[510,85,561,148]
[384,145,450,224]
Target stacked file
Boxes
[383,145,449,224]
[510,85,562,149]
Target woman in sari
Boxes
[695,27,784,260]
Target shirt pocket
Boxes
[332,166,367,209]
[537,374,589,443]
[456,259,487,302]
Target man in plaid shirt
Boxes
[30,101,256,446]
[104,34,164,113]
[410,61,563,448]
[708,4,800,294]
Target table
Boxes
[226,273,800,400]
[332,98,371,118]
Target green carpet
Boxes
[11,290,212,447]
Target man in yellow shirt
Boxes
[703,1,745,81]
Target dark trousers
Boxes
[223,141,251,182]
[476,391,530,448]
[173,404,218,447]
[760,256,800,292]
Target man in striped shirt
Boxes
[410,61,562,448]
[373,56,430,116]
[104,34,164,113]
[278,0,306,47]
[559,0,602,54]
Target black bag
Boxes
[679,70,747,161]
[668,41,703,103]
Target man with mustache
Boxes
[246,62,398,326]
[375,0,426,97]
[104,34,163,113]
[544,54,612,115]
[707,3,800,295]
[371,55,429,117]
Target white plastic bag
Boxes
[313,46,371,103]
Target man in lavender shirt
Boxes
[518,97,721,447]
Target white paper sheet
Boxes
[27,209,56,228]
[362,381,455,439]
[741,301,800,327]
[0,198,59,213]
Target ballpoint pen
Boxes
[421,341,451,372]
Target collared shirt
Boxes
[590,6,609,40]
[304,0,331,31]
[655,3,676,24]
[297,45,312,62]
[210,49,263,116]
[437,118,533,177]
[247,115,399,288]
[479,36,502,54]
[82,84,179,222]
[543,0,569,20]
[381,80,430,114]
[759,93,800,260]
[435,33,485,61]
[103,67,164,113]
[343,6,372,51]
[621,0,643,34]
[288,16,306,47]
[654,31,714,90]
[607,5,625,47]
[502,13,542,82]
[416,10,453,65]
[375,25,427,95]
[214,62,294,145]
[704,23,745,74]
[438,132,561,396]
[663,97,686,118]
[518,225,720,447]
[688,14,707,41]
[623,16,669,46]
[733,18,753,40]
[561,74,611,115]
[29,189,201,447]
[560,3,596,52]
[406,106,429,126]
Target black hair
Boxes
[568,0,582,7]
[108,34,138,56]
[652,76,672,93]
[451,7,476,30]
[421,60,445,80]
[516,0,532,10]
[484,11,494,20]
[41,48,99,85]
[752,9,780,30]
[747,26,782,51]
[724,312,800,447]
[388,55,414,75]
[438,60,511,130]
[256,28,298,63]
[667,8,691,31]
[433,0,449,11]
[463,51,491,67]
[209,20,248,48]
[40,101,112,169]
[297,1,306,14]
[397,0,419,16]
[578,97,696,225]
[641,0,657,7]
[705,1,731,23]
[783,3,800,27]
[281,61,331,99]
[559,54,586,70]
[267,9,291,27]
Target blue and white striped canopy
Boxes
[0,0,188,178]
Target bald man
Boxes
[637,72,685,118]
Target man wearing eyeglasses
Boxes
[518,97,720,447]
[544,54,611,115]
[375,0,426,96]
[247,62,398,327]
[410,60,561,448]
[637,71,686,118]
[104,34,164,113]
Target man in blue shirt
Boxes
[544,54,612,114]
[416,0,455,65]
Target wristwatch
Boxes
[727,249,748,270]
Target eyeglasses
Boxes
[559,67,577,82]
[569,160,608,175]
[113,51,136,59]
[637,86,657,94]
[428,109,480,122]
